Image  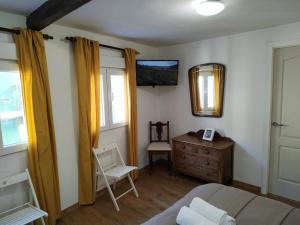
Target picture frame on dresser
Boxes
[202,128,215,141]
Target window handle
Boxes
[272,122,289,127]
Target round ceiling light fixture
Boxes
[192,0,225,16]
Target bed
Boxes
[141,183,300,225]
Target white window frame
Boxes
[100,68,109,131]
[0,60,28,157]
[100,67,128,132]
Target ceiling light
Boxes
[192,0,225,16]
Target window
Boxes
[110,71,127,124]
[0,61,27,155]
[100,68,127,130]
[100,74,106,127]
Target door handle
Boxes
[272,122,289,127]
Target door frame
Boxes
[262,38,300,194]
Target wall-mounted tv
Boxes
[136,60,179,86]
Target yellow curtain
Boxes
[124,48,138,180]
[73,37,100,205]
[13,29,61,225]
[190,69,201,113]
[213,65,221,115]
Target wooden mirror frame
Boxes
[188,63,225,117]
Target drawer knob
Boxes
[183,155,186,159]
[205,150,210,154]
[204,161,210,166]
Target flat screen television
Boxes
[136,60,179,86]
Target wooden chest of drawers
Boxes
[172,131,234,184]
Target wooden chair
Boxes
[147,121,172,175]
[93,143,139,211]
[0,169,47,225]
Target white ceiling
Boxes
[0,0,45,15]
[1,0,300,46]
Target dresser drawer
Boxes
[176,164,219,182]
[194,157,219,170]
[198,168,219,182]
[173,141,220,160]
[174,150,197,166]
[174,150,219,170]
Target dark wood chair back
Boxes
[149,121,170,143]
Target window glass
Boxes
[110,72,126,124]
[0,70,27,147]
[100,68,127,130]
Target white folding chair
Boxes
[0,169,47,225]
[93,143,139,211]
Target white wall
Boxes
[43,24,160,209]
[158,21,300,187]
[0,11,160,211]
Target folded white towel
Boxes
[189,198,236,225]
[222,216,236,225]
[176,206,218,225]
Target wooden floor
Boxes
[58,163,201,225]
[58,161,300,225]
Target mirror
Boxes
[189,63,225,117]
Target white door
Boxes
[270,46,300,201]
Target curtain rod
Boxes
[65,36,125,52]
[0,27,54,40]
[0,27,125,51]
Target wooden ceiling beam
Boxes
[27,0,92,31]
